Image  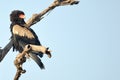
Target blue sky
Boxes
[0,0,120,80]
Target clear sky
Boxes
[0,0,120,80]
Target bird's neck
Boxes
[11,19,26,27]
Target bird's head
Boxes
[10,10,25,23]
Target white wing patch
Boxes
[12,25,35,39]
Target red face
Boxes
[19,14,25,19]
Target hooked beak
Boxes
[19,14,25,19]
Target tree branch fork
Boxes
[14,44,51,80]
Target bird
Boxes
[10,10,51,69]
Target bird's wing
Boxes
[12,24,35,39]
[12,25,44,69]
[29,53,45,69]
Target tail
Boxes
[29,53,45,69]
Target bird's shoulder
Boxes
[12,24,35,38]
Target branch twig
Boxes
[26,0,79,27]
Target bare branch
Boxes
[14,45,51,80]
[14,45,30,80]
[0,40,13,62]
[26,0,79,27]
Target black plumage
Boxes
[10,10,45,69]
[58,0,64,2]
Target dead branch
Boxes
[14,45,51,80]
[26,0,79,27]
[0,39,13,62]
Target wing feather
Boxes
[12,25,35,39]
